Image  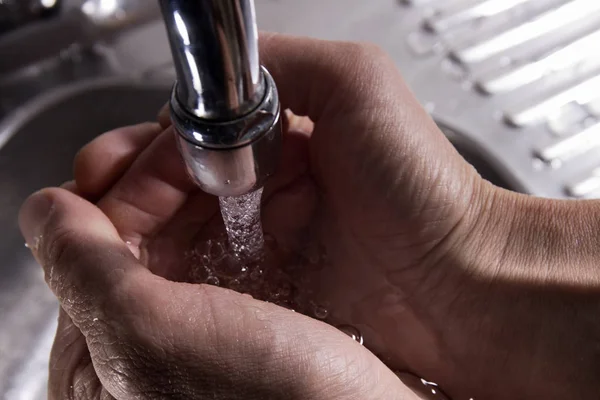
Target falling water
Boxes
[218,188,265,263]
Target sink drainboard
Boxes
[399,0,600,198]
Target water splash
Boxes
[312,303,329,320]
[185,206,322,317]
[337,325,364,345]
[395,372,456,400]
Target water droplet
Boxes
[337,325,364,345]
[206,276,220,286]
[419,379,452,400]
[250,268,263,281]
[93,318,99,322]
[189,264,210,284]
[214,254,248,278]
[209,240,226,260]
[31,235,42,252]
[24,243,29,249]
[278,281,292,298]
[229,279,242,291]
[394,373,453,400]
[125,241,132,246]
[313,304,329,320]
[225,179,231,185]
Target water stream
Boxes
[219,188,265,263]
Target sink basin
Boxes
[0,81,170,399]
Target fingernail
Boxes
[19,191,54,250]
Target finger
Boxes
[48,308,105,400]
[74,123,163,200]
[137,280,419,399]
[96,127,198,247]
[157,102,171,129]
[263,128,311,200]
[18,188,155,332]
[285,110,314,134]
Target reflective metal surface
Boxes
[0,81,169,399]
[0,0,62,35]
[396,0,600,198]
[3,1,600,399]
[173,67,282,196]
[160,0,282,197]
[0,0,160,76]
[0,2,170,398]
[159,0,264,119]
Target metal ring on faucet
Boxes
[170,66,282,197]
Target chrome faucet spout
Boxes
[159,0,282,197]
[160,0,264,119]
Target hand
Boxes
[19,33,600,400]
[18,35,433,400]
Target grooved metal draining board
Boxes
[397,0,600,198]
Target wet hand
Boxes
[18,138,416,400]
[20,32,600,400]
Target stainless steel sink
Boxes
[0,4,175,399]
[7,0,590,398]
[0,81,170,399]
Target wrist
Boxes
[437,186,600,399]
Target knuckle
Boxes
[41,226,80,286]
[343,41,389,66]
[43,224,78,264]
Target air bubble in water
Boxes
[395,372,454,400]
[250,268,263,281]
[337,325,364,345]
[313,304,329,320]
[229,279,242,291]
[189,263,210,283]
[215,254,249,279]
[205,276,220,286]
[418,379,452,400]
[206,239,226,261]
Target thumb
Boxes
[18,188,153,332]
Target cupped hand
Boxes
[20,33,600,400]
[20,34,454,400]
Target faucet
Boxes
[159,0,282,197]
